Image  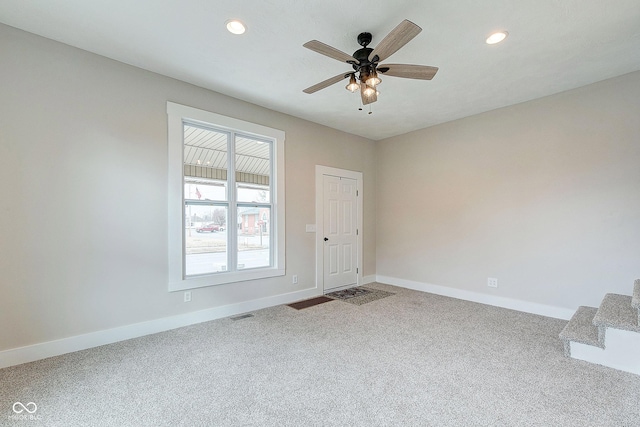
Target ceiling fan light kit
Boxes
[361,81,377,104]
[365,68,381,87]
[303,19,438,107]
[345,73,360,92]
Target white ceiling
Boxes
[1,0,639,140]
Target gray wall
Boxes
[376,71,640,309]
[0,24,377,351]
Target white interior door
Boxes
[323,174,358,291]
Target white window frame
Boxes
[167,102,285,291]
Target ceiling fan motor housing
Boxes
[357,32,372,47]
[353,32,380,77]
[352,47,374,64]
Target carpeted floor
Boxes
[1,283,639,426]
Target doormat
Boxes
[287,296,334,310]
[325,286,395,306]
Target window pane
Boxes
[185,204,228,276]
[237,206,270,269]
[184,181,226,202]
[235,135,271,203]
[237,183,270,204]
[184,124,228,201]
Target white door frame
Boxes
[315,165,363,293]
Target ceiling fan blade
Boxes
[303,72,351,94]
[378,64,438,80]
[303,40,357,64]
[368,20,422,62]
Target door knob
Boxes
[324,237,329,241]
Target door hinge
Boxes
[356,229,359,235]
[356,190,359,196]
[356,268,359,274]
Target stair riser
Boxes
[568,328,640,375]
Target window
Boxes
[167,102,285,291]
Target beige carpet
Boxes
[1,283,639,426]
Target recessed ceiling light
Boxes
[226,20,246,35]
[486,31,508,45]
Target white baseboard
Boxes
[362,275,376,285]
[376,275,575,320]
[0,287,320,369]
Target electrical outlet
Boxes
[487,278,498,288]
[184,291,192,302]
[292,275,298,284]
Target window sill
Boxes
[168,267,286,292]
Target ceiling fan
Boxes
[303,19,438,106]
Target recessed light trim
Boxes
[486,31,508,45]
[226,20,246,35]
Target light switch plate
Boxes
[305,224,316,232]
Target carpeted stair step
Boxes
[592,293,640,334]
[633,279,640,324]
[559,306,603,356]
